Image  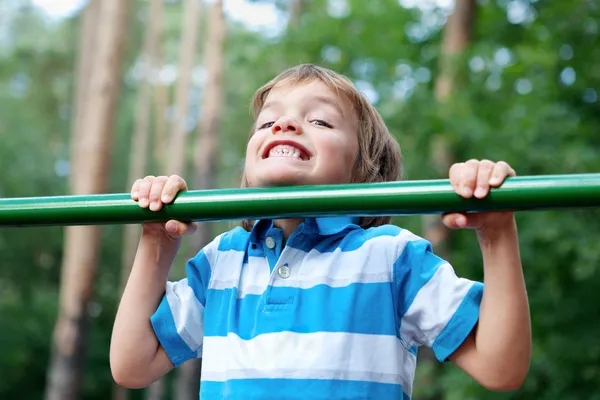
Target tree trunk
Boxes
[166,0,201,177]
[147,0,201,398]
[69,0,98,188]
[119,0,164,304]
[153,51,170,173]
[422,0,476,252]
[175,1,226,399]
[419,1,477,399]
[434,0,476,102]
[114,1,164,399]
[45,2,130,400]
[289,0,304,28]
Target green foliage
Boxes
[0,0,599,399]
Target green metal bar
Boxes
[1,174,599,227]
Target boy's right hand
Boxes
[131,175,197,240]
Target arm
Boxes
[110,232,179,388]
[450,217,531,390]
[110,175,197,388]
[444,160,531,390]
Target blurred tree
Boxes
[153,43,171,174]
[166,0,202,179]
[69,0,98,190]
[174,0,227,398]
[45,1,131,400]
[115,1,165,400]
[418,1,477,399]
[147,0,202,399]
[289,0,304,28]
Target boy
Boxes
[110,64,531,399]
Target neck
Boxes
[273,218,304,239]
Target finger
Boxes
[165,220,197,237]
[489,161,513,187]
[458,159,479,198]
[182,221,198,236]
[137,176,155,208]
[474,159,495,198]
[448,163,463,194]
[131,179,143,200]
[161,175,188,204]
[443,212,488,231]
[441,213,468,229]
[148,176,169,211]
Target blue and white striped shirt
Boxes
[151,216,483,399]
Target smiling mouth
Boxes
[263,143,311,161]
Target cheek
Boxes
[321,133,358,163]
[243,132,265,183]
[246,132,264,159]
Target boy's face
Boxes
[244,80,359,188]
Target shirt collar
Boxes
[249,216,360,244]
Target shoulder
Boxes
[327,224,428,260]
[190,226,249,264]
[350,224,426,250]
[213,226,251,252]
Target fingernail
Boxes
[490,177,500,184]
[139,198,148,207]
[475,187,486,198]
[132,191,139,198]
[162,194,171,202]
[462,186,473,197]
[150,201,160,211]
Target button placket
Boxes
[264,246,298,309]
[265,236,275,249]
[277,263,291,279]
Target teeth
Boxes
[268,144,304,159]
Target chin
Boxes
[250,172,314,188]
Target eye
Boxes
[258,121,275,129]
[310,119,333,128]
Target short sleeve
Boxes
[392,230,483,362]
[150,237,218,367]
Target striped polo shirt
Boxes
[151,216,483,400]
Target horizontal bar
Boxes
[1,174,599,227]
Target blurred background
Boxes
[1,0,599,399]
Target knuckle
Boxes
[168,175,183,186]
[466,172,477,182]
[139,180,151,191]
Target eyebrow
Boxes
[310,95,346,117]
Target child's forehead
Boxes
[269,79,335,98]
[264,79,352,111]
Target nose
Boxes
[271,116,302,135]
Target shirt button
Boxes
[265,237,275,249]
[278,265,291,279]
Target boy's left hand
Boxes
[442,159,516,233]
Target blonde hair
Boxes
[241,64,402,231]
